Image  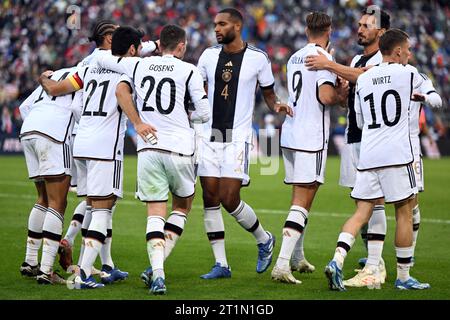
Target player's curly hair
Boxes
[88,20,117,47]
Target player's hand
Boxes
[274,102,293,117]
[412,93,426,102]
[361,65,373,72]
[336,77,349,105]
[305,51,329,71]
[41,70,54,78]
[135,122,158,144]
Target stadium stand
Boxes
[0,0,448,154]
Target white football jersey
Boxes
[98,53,207,155]
[281,43,337,151]
[346,50,383,144]
[197,43,275,143]
[20,68,78,143]
[77,48,106,68]
[73,65,130,161]
[406,66,437,155]
[355,62,423,170]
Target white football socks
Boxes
[366,205,386,267]
[164,211,187,260]
[100,205,115,269]
[80,209,108,278]
[276,206,308,269]
[64,200,86,246]
[204,206,228,267]
[229,201,269,244]
[40,208,64,274]
[333,232,355,269]
[78,205,92,266]
[146,216,166,280]
[25,204,47,266]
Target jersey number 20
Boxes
[141,76,176,115]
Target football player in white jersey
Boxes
[271,12,348,284]
[38,21,159,277]
[66,26,147,289]
[19,67,79,284]
[58,20,118,274]
[97,24,210,294]
[196,8,292,279]
[305,7,391,287]
[405,66,442,265]
[325,29,430,291]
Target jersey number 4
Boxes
[141,76,176,115]
[364,90,401,129]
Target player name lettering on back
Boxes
[291,56,305,64]
[372,75,391,85]
[90,67,119,75]
[148,64,174,72]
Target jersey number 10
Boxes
[363,90,402,129]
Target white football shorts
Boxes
[74,159,87,197]
[197,139,251,186]
[83,159,123,199]
[136,150,195,202]
[282,148,327,185]
[339,142,360,188]
[21,135,71,180]
[413,152,424,192]
[351,164,418,203]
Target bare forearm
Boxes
[116,89,142,126]
[325,61,364,84]
[262,89,278,111]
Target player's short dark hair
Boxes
[362,6,390,30]
[218,8,244,24]
[379,28,409,55]
[306,11,332,36]
[160,25,186,51]
[88,20,117,47]
[111,26,144,56]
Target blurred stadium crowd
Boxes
[0,0,448,154]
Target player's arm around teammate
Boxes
[272,12,348,285]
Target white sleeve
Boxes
[140,40,157,57]
[196,51,208,82]
[354,82,364,129]
[97,53,141,79]
[118,74,133,93]
[19,87,40,119]
[317,69,337,87]
[418,77,442,109]
[316,50,337,87]
[258,56,275,88]
[188,67,210,123]
[412,69,424,90]
[70,90,83,123]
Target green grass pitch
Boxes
[0,155,449,300]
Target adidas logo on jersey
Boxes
[225,61,233,67]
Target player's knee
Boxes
[220,193,241,213]
[202,189,220,208]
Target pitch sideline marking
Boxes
[1,191,449,225]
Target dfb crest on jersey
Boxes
[222,70,232,82]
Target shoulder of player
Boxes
[356,65,379,85]
[246,44,270,62]
[315,46,333,60]
[201,44,222,55]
